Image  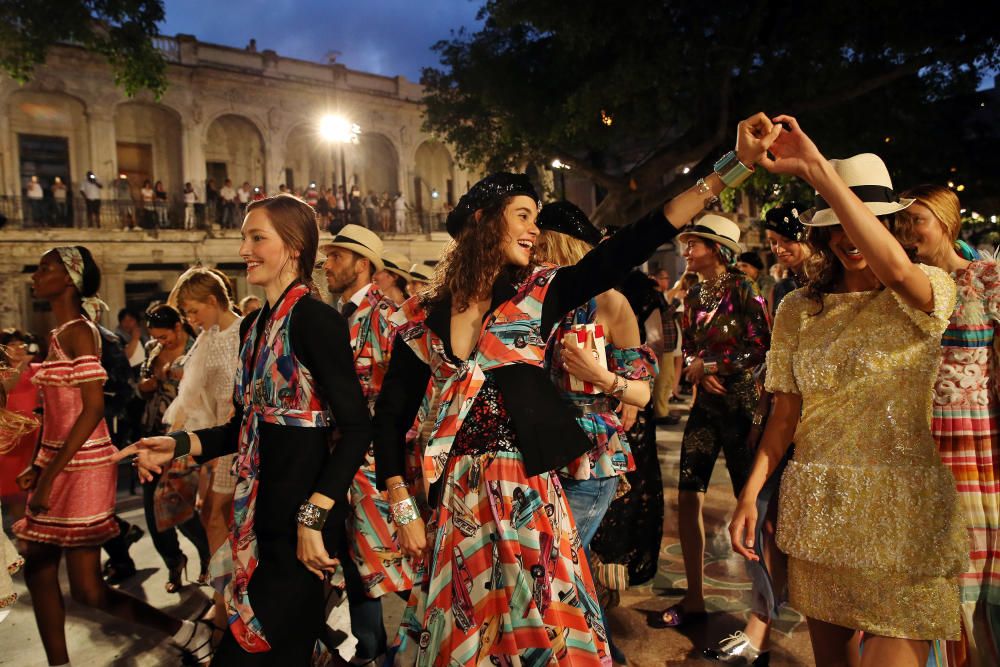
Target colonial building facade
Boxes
[0,35,475,334]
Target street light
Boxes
[551,159,570,198]
[319,115,360,219]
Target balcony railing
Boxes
[153,36,180,63]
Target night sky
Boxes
[159,0,484,81]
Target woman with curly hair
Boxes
[894,184,1000,666]
[373,113,779,665]
[730,119,968,667]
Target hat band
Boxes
[687,224,735,242]
[331,235,375,254]
[382,258,402,271]
[814,185,896,212]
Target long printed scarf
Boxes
[210,283,331,653]
[389,264,561,485]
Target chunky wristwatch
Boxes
[296,501,330,530]
[390,496,420,526]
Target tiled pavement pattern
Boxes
[1,399,814,665]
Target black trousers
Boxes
[210,501,349,666]
[678,370,758,496]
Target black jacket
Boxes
[373,207,680,490]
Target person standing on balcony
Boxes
[80,171,102,228]
[219,179,237,230]
[51,177,68,225]
[26,175,44,227]
[154,181,169,228]
[393,192,408,233]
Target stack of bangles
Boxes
[388,481,420,526]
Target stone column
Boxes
[85,110,117,228]
[181,120,207,199]
[100,260,128,327]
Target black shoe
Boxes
[104,559,137,585]
[123,523,145,547]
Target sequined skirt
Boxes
[788,556,961,640]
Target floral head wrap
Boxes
[53,246,108,321]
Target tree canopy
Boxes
[0,0,167,97]
[422,0,1000,225]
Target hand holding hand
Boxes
[758,115,826,182]
[735,112,783,167]
[296,526,340,580]
[729,499,760,561]
[113,436,178,483]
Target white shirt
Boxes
[237,187,251,204]
[52,184,67,201]
[141,187,154,203]
[82,181,101,200]
[162,317,243,431]
[394,197,407,212]
[339,283,373,315]
[220,186,236,202]
[184,191,197,204]
[27,182,43,199]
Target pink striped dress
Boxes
[13,319,119,547]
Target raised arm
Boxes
[544,113,782,331]
[760,115,933,312]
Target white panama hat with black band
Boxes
[381,251,413,281]
[676,214,743,255]
[802,153,914,227]
[320,224,385,273]
[408,263,433,282]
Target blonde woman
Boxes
[895,184,1000,666]
[165,267,243,633]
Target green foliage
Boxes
[0,0,167,97]
[422,0,1000,225]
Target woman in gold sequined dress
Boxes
[729,116,968,667]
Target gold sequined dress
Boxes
[766,264,968,639]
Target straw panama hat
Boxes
[677,214,743,254]
[320,224,385,273]
[381,251,413,281]
[409,264,433,282]
[803,153,914,227]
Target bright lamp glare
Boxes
[319,115,360,143]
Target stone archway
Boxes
[413,140,454,212]
[284,123,329,191]
[205,114,265,188]
[114,102,183,201]
[7,89,88,196]
[356,132,399,198]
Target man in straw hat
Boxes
[320,225,413,662]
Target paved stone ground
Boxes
[1,399,814,665]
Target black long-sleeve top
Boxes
[373,207,680,489]
[194,293,371,507]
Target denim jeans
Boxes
[561,476,620,553]
[341,553,387,661]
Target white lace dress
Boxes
[164,317,242,492]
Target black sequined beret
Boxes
[536,201,603,247]
[763,203,809,242]
[445,172,540,238]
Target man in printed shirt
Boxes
[321,224,407,665]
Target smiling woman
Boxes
[118,194,372,664]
